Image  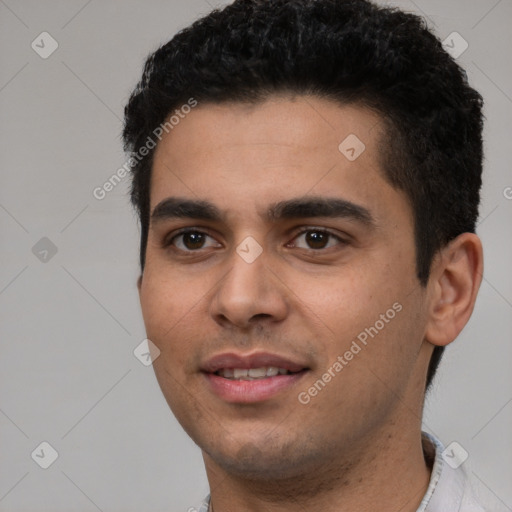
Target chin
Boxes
[201,434,328,481]
[210,451,303,480]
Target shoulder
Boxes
[419,432,509,512]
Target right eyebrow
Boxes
[151,198,224,224]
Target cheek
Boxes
[140,259,204,325]
[287,263,385,337]
[139,266,218,376]
[139,271,191,352]
[289,255,419,366]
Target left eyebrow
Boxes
[150,195,375,227]
[267,196,375,227]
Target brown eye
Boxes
[291,229,345,250]
[182,231,206,250]
[304,231,329,249]
[168,230,221,252]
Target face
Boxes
[139,95,432,480]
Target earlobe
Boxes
[424,233,483,347]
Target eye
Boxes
[166,229,221,252]
[289,229,346,250]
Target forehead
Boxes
[149,95,409,227]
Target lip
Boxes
[201,351,310,404]
[204,372,307,403]
[201,351,308,373]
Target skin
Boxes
[138,94,483,512]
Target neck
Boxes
[203,422,431,512]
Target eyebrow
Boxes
[151,196,375,227]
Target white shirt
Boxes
[419,431,486,511]
[196,431,506,511]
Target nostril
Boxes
[251,313,272,321]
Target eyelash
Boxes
[163,227,348,253]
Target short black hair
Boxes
[123,0,484,391]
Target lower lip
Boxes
[203,371,307,403]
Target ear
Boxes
[425,233,483,347]
[137,274,143,293]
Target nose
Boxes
[210,247,289,329]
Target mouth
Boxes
[201,352,310,403]
[216,366,298,380]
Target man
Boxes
[122,0,493,510]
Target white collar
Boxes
[416,431,485,512]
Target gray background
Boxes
[0,1,511,511]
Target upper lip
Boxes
[201,351,309,373]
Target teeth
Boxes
[266,367,279,377]
[248,367,267,378]
[217,366,291,380]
